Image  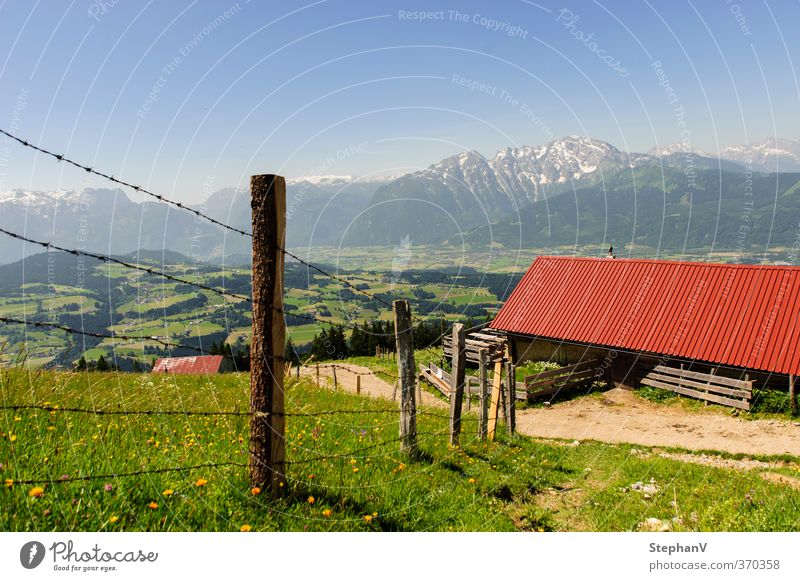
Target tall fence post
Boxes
[790,374,797,416]
[393,300,417,456]
[356,374,361,395]
[449,323,466,446]
[505,361,515,436]
[249,174,286,495]
[332,365,338,390]
[479,348,488,439]
[488,361,503,441]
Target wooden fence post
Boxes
[356,374,361,395]
[505,361,515,436]
[249,174,286,495]
[488,361,503,441]
[316,363,320,387]
[332,365,338,390]
[508,362,516,434]
[449,323,466,446]
[393,300,417,455]
[790,374,797,416]
[479,348,488,439]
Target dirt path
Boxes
[515,388,800,457]
[301,365,800,457]
[299,364,448,409]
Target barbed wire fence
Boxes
[0,128,488,495]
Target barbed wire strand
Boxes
[0,226,429,339]
[0,128,251,237]
[0,315,207,353]
[0,226,252,303]
[0,404,401,417]
[0,127,429,322]
[7,461,248,486]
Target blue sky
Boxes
[0,0,798,200]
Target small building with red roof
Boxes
[490,256,800,408]
[151,355,233,375]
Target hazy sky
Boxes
[1,0,798,201]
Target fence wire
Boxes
[0,126,491,489]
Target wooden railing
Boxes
[639,364,753,410]
[524,359,603,401]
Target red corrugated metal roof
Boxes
[152,355,226,375]
[490,256,800,376]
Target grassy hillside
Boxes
[1,369,798,532]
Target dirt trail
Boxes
[301,365,800,457]
[515,388,800,457]
[299,364,448,409]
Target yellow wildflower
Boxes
[109,516,119,523]
[195,478,208,487]
[4,479,13,488]
[468,478,476,484]
[162,489,174,496]
[363,515,372,524]
[322,508,332,518]
[148,502,158,509]
[9,434,16,442]
[240,524,252,532]
[28,486,44,498]
[307,496,315,505]
[251,487,261,496]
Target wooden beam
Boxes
[479,348,488,439]
[505,361,515,436]
[642,371,750,399]
[652,364,753,390]
[524,359,603,383]
[449,323,466,446]
[640,377,750,410]
[487,361,503,441]
[394,299,417,456]
[527,368,597,393]
[249,174,286,495]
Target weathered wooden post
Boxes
[479,348,488,439]
[249,174,286,495]
[488,361,503,440]
[393,300,417,455]
[505,361,515,436]
[356,374,361,395]
[332,365,338,390]
[790,374,797,415]
[316,363,320,387]
[449,323,466,446]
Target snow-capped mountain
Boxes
[3,135,797,260]
[718,138,800,172]
[345,135,742,245]
[649,138,800,172]
[0,176,396,264]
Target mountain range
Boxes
[1,136,799,264]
